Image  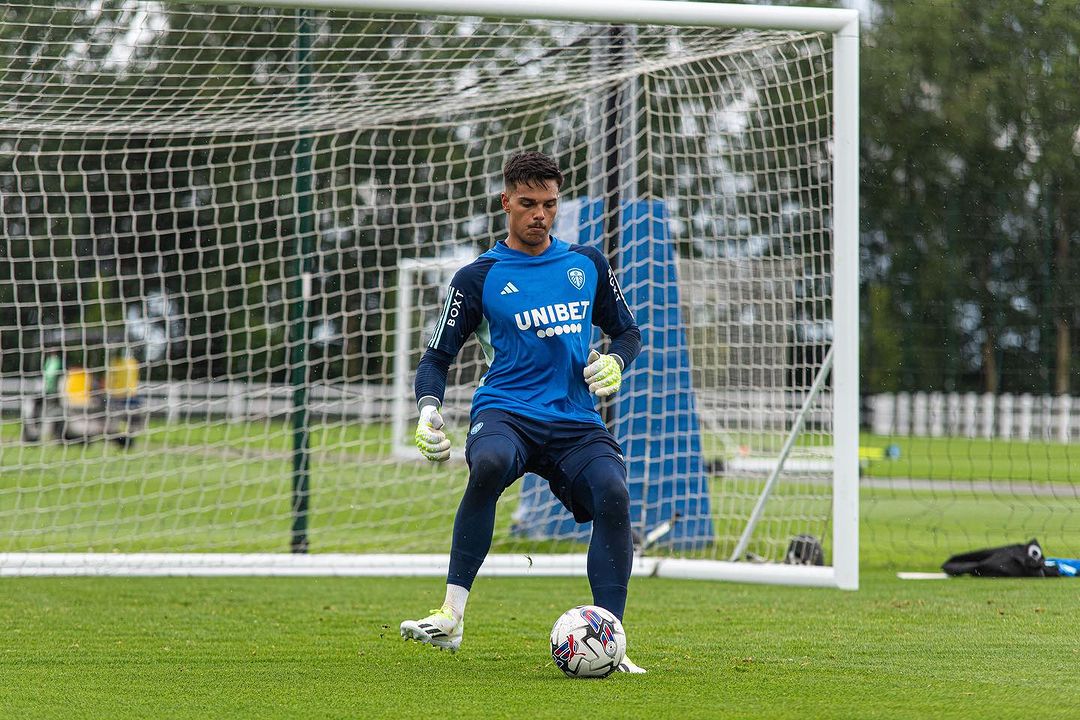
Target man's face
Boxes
[501,180,559,251]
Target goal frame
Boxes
[3,0,859,588]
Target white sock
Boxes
[443,583,469,621]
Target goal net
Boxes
[0,0,859,586]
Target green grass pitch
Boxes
[2,573,1079,719]
[3,420,1078,563]
[2,419,1080,717]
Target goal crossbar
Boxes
[179,0,859,34]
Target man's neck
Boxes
[504,234,551,256]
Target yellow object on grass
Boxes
[859,446,885,461]
[859,445,901,462]
[107,355,140,398]
[63,368,91,408]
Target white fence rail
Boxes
[5,379,1076,444]
[2,378,831,431]
[0,378,477,424]
[870,392,1077,443]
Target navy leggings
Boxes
[446,435,634,620]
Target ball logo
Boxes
[552,632,585,669]
[579,607,619,658]
[470,422,484,435]
[567,267,585,290]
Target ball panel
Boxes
[550,604,627,679]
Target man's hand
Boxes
[415,404,451,462]
[584,350,623,398]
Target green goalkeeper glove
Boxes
[415,404,451,462]
[584,350,623,398]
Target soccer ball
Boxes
[550,605,626,678]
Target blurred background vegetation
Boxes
[2,0,1078,396]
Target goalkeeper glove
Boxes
[584,350,623,398]
[415,404,451,462]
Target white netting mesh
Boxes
[0,1,837,566]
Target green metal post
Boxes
[1042,181,1054,395]
[289,9,315,553]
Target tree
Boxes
[1,5,634,381]
[861,0,1080,394]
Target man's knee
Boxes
[584,458,630,519]
[466,436,520,495]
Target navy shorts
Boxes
[463,408,626,522]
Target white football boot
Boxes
[400,606,464,652]
[616,655,647,674]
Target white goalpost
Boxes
[0,0,859,588]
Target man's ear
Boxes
[500,191,510,213]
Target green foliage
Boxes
[862,284,903,392]
[6,1,1080,394]
[0,6,616,380]
[862,0,1080,394]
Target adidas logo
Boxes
[500,282,520,295]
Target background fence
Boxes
[869,391,1079,442]
[0,379,832,431]
[9,379,1078,445]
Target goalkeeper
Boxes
[401,152,644,672]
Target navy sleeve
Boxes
[571,246,641,369]
[607,323,642,371]
[414,348,454,409]
[414,258,493,407]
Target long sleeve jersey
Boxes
[414,236,641,426]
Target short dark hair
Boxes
[503,151,563,191]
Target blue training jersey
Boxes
[424,237,637,426]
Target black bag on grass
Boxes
[942,538,1059,577]
[784,534,824,566]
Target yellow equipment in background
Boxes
[62,367,92,409]
[107,354,141,399]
